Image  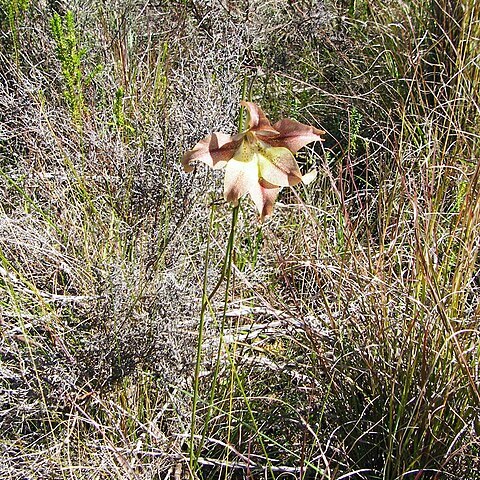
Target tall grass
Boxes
[186,0,480,477]
[1,0,479,479]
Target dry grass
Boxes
[1,0,479,479]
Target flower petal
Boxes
[182,132,241,173]
[266,118,324,153]
[256,145,304,187]
[301,168,317,185]
[248,179,280,220]
[223,142,258,206]
[240,101,279,136]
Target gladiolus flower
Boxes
[182,101,324,219]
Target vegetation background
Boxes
[1,0,479,478]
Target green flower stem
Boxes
[189,199,240,477]
[189,77,249,478]
[197,202,239,455]
[189,203,215,475]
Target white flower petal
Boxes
[301,169,317,185]
[223,142,258,206]
[248,179,280,220]
[182,132,241,172]
[256,145,303,187]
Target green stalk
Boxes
[189,79,249,478]
[197,203,239,458]
[189,203,216,476]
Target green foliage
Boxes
[348,106,362,156]
[50,10,86,124]
[112,87,125,126]
[112,86,135,137]
[1,0,30,63]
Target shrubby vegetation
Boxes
[0,0,479,478]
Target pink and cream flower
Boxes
[182,101,324,219]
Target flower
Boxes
[182,101,324,219]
